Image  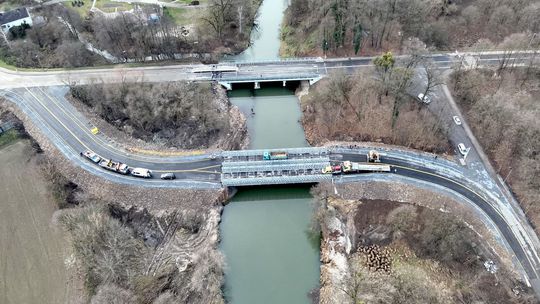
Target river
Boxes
[220,1,320,303]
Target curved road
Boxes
[1,52,540,294]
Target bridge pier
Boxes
[254,82,260,89]
[282,80,286,87]
[218,81,232,90]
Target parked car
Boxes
[417,93,431,104]
[458,143,468,156]
[131,168,152,178]
[81,150,101,163]
[160,173,176,180]
[453,116,462,125]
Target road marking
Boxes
[390,163,539,275]
[34,87,214,165]
[24,88,218,173]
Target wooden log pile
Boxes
[358,245,392,273]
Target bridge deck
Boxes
[221,147,332,186]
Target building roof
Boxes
[0,7,30,26]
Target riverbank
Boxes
[297,72,450,154]
[313,181,536,303]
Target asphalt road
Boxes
[1,86,222,184]
[336,151,540,285]
[1,51,540,295]
[0,51,536,89]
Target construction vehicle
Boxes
[342,161,391,173]
[322,165,342,175]
[98,158,129,174]
[368,150,381,162]
[263,151,288,160]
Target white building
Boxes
[0,7,32,33]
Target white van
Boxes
[131,168,152,178]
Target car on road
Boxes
[81,150,101,163]
[160,173,176,180]
[417,93,431,104]
[131,168,152,178]
[453,116,462,125]
[458,143,468,156]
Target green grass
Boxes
[94,0,133,13]
[0,129,20,149]
[163,7,190,25]
[63,1,93,18]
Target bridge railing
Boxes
[218,74,321,82]
[221,174,332,186]
[222,162,330,174]
[221,147,328,158]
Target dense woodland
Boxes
[302,53,450,153]
[282,0,540,56]
[70,81,236,149]
[0,0,260,68]
[451,67,540,232]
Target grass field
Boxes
[94,0,133,13]
[63,0,93,18]
[0,129,19,148]
[0,141,77,304]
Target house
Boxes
[0,7,33,33]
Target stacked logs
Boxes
[358,245,392,273]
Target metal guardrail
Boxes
[222,157,330,166]
[221,174,332,186]
[222,162,330,174]
[219,74,321,82]
[221,147,328,157]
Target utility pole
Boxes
[237,5,243,34]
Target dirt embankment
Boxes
[313,181,536,304]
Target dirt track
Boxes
[0,140,79,304]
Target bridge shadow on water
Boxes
[229,80,301,92]
[228,184,316,202]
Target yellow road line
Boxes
[25,88,92,151]
[26,88,217,172]
[390,163,506,219]
[35,87,212,164]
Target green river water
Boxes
[220,1,321,302]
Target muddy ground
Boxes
[0,140,82,304]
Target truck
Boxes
[263,151,288,160]
[368,150,381,163]
[342,161,391,173]
[322,165,342,175]
[98,158,129,174]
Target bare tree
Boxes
[202,0,234,39]
[420,61,443,104]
